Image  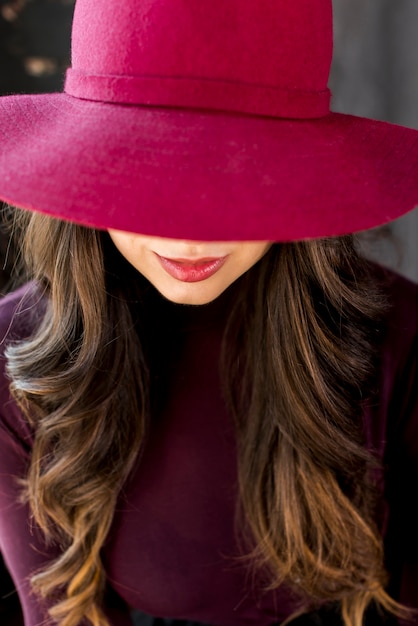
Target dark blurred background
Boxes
[0,0,75,295]
[0,0,417,623]
[330,0,418,283]
[0,0,74,94]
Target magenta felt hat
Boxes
[0,0,417,241]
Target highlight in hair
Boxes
[223,239,408,625]
[7,211,148,626]
[5,209,411,626]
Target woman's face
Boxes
[108,230,272,305]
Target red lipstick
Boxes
[156,254,227,282]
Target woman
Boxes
[0,1,417,625]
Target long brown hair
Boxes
[5,209,407,626]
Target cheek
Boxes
[239,243,272,273]
[109,232,144,268]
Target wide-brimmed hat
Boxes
[0,0,417,241]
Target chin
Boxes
[158,285,224,306]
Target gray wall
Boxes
[330,0,418,282]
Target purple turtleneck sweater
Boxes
[0,266,417,626]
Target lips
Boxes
[155,254,227,282]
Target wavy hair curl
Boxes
[5,209,409,626]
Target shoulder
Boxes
[367,265,417,459]
[0,283,46,451]
[0,281,47,348]
[361,265,417,452]
[375,265,417,382]
[378,265,417,337]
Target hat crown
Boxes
[66,0,333,119]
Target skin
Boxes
[108,230,272,305]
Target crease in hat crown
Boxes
[65,0,333,119]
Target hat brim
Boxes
[0,93,417,241]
